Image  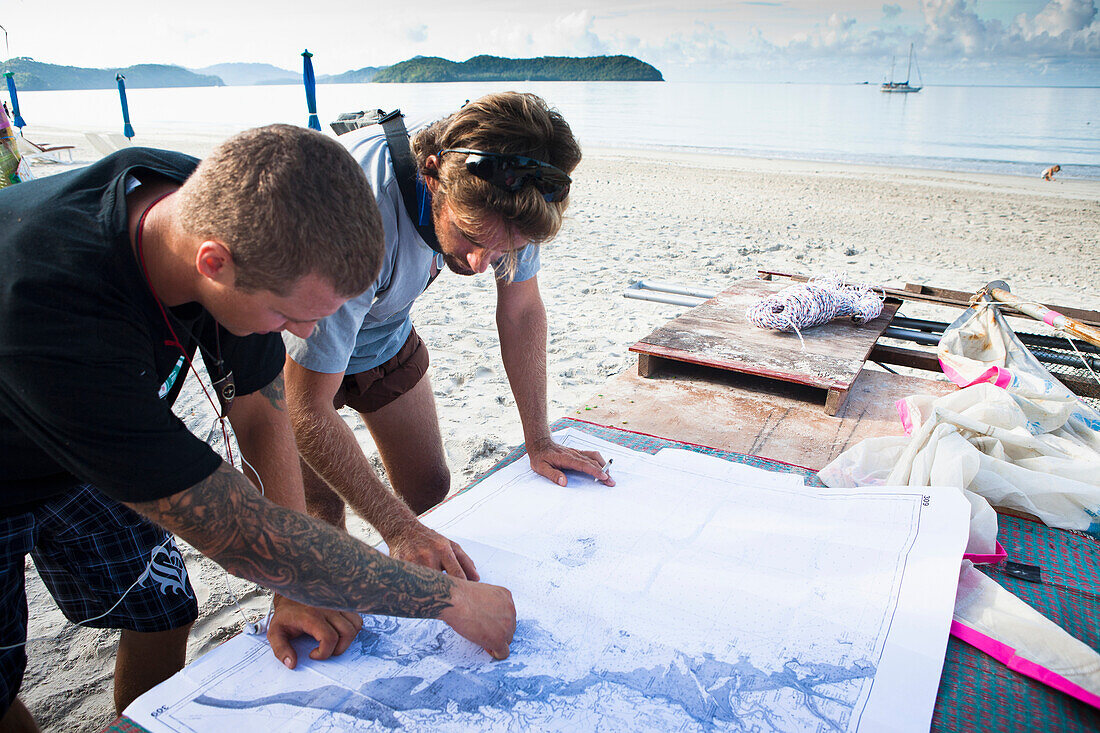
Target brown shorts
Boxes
[334,328,429,414]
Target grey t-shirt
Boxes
[284,125,540,375]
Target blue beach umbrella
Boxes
[115,73,135,139]
[302,49,321,131]
[4,71,25,129]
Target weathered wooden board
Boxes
[573,364,957,470]
[759,269,1100,328]
[630,279,900,413]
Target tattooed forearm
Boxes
[129,463,455,618]
[260,374,286,413]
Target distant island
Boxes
[373,55,663,83]
[3,58,222,91]
[191,63,297,86]
[2,54,662,91]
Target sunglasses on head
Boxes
[439,148,572,202]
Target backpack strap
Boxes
[379,110,443,255]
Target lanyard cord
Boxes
[134,192,235,464]
[133,194,269,637]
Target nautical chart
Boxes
[126,428,969,732]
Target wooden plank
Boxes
[825,388,849,416]
[575,364,957,470]
[758,270,1100,327]
[631,279,899,395]
[870,344,943,372]
[636,353,659,378]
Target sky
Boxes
[2,1,1098,85]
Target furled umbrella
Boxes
[115,73,135,139]
[302,49,321,131]
[4,71,25,130]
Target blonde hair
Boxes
[177,124,383,297]
[412,92,581,261]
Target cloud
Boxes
[918,0,1099,58]
[551,11,608,56]
[648,0,1100,65]
[404,24,428,44]
[1015,0,1097,37]
[920,0,998,56]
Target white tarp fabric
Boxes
[819,301,1100,705]
[820,302,1100,542]
[955,561,1100,701]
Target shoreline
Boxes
[15,126,1100,731]
[583,145,1100,199]
[20,124,1100,192]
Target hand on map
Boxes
[389,522,479,581]
[440,578,516,660]
[267,595,364,669]
[527,437,615,487]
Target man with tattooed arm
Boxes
[0,125,515,733]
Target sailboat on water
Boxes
[881,43,923,93]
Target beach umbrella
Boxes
[4,71,25,130]
[302,49,321,131]
[115,73,135,140]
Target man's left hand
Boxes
[267,595,364,669]
[527,437,615,487]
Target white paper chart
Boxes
[128,428,969,732]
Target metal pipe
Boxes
[883,327,941,347]
[632,280,719,299]
[892,316,948,333]
[622,290,706,308]
[893,316,1100,355]
[1028,346,1100,372]
[884,327,1100,371]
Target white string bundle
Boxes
[746,276,884,346]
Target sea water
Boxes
[15,81,1100,180]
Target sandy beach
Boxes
[15,127,1100,730]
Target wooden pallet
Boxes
[629,279,899,415]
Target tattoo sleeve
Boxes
[128,462,455,618]
[259,374,286,413]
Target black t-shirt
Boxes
[0,148,285,510]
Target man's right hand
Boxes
[389,522,479,581]
[440,578,516,659]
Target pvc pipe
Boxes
[623,290,705,308]
[632,280,719,299]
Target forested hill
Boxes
[3,53,663,91]
[374,55,663,82]
[3,58,222,91]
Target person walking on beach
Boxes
[0,125,515,732]
[281,92,613,590]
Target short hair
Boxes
[411,93,581,252]
[176,124,383,297]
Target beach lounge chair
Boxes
[17,136,75,164]
[106,133,132,150]
[84,132,119,158]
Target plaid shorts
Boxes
[0,484,198,714]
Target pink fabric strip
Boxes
[950,620,1100,710]
[938,360,1014,390]
[895,398,915,435]
[963,541,1007,565]
[938,357,964,386]
[1043,310,1061,327]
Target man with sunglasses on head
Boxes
[280,92,613,599]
